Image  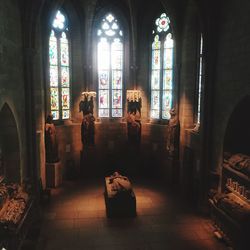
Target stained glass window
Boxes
[196,35,203,124]
[150,13,173,120]
[97,13,123,118]
[49,10,70,120]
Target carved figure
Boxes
[127,96,142,145]
[127,111,141,145]
[109,171,132,193]
[79,94,95,146]
[81,113,95,145]
[45,114,59,163]
[79,95,94,115]
[166,108,180,157]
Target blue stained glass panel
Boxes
[61,66,69,87]
[151,109,160,119]
[50,66,58,87]
[111,40,123,69]
[164,34,173,48]
[112,70,122,89]
[49,34,58,65]
[162,110,170,120]
[99,109,109,117]
[151,90,160,110]
[152,49,161,70]
[162,90,171,109]
[112,90,122,108]
[99,90,109,109]
[99,71,109,89]
[152,35,161,50]
[51,111,59,120]
[98,39,110,70]
[163,70,172,90]
[163,48,172,69]
[151,70,160,90]
[112,109,122,117]
[162,90,171,119]
[61,88,70,109]
[60,33,69,66]
[50,88,59,111]
[62,110,69,119]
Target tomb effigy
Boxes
[209,153,250,249]
[0,180,35,250]
[104,172,136,217]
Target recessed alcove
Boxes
[223,95,250,156]
[0,103,21,183]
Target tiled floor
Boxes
[36,178,229,250]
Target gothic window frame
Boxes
[48,9,71,121]
[150,12,174,121]
[96,12,125,119]
[194,33,204,126]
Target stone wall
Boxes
[211,0,250,174]
[55,120,170,180]
[0,0,27,182]
[38,0,174,183]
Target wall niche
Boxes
[0,103,21,183]
[223,95,250,156]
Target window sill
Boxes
[95,117,126,123]
[147,119,169,125]
[54,119,81,127]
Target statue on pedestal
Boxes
[45,114,59,163]
[126,91,141,146]
[166,108,180,157]
[79,93,95,146]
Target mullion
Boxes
[111,40,123,117]
[57,32,62,120]
[109,42,112,117]
[159,36,164,119]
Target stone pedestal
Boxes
[46,161,62,188]
[166,156,179,186]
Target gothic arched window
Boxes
[97,13,123,118]
[150,13,173,120]
[195,34,204,125]
[49,10,70,120]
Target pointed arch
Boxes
[150,12,174,120]
[49,9,71,120]
[0,103,21,183]
[223,95,250,155]
[195,33,204,125]
[96,12,124,118]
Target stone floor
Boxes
[36,178,230,250]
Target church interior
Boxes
[0,0,250,249]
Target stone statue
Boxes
[109,171,132,193]
[79,95,94,115]
[79,94,95,146]
[45,114,59,163]
[127,97,141,145]
[166,108,180,157]
[127,111,141,145]
[81,113,95,145]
